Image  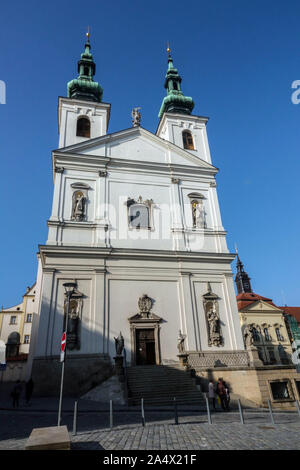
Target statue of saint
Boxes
[114,332,124,356]
[131,108,141,127]
[72,191,86,221]
[177,330,186,354]
[243,325,255,348]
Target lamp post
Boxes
[57,281,76,427]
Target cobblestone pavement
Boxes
[1,408,300,450]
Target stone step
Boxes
[126,365,202,407]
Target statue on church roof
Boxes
[131,107,141,127]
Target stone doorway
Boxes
[136,328,156,365]
[128,294,163,366]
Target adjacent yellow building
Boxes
[0,284,37,380]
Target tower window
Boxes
[76,117,90,138]
[84,66,89,76]
[173,81,178,90]
[182,130,194,150]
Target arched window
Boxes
[275,327,284,341]
[264,327,271,342]
[76,117,90,138]
[126,197,153,229]
[182,130,194,150]
[128,203,150,229]
[252,327,260,342]
[6,332,20,358]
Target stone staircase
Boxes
[126,365,206,406]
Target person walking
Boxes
[11,381,22,408]
[216,378,227,411]
[223,380,230,411]
[208,380,216,410]
[25,378,34,406]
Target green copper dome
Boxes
[158,50,194,119]
[67,33,103,103]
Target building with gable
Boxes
[235,253,300,407]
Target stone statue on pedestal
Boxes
[114,332,124,356]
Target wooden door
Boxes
[136,329,156,365]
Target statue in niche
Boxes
[191,199,207,229]
[131,107,141,127]
[203,283,223,347]
[71,191,86,221]
[114,332,124,356]
[64,291,83,351]
[177,330,186,354]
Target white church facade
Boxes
[32,36,248,396]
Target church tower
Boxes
[235,251,253,294]
[32,38,246,397]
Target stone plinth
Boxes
[25,426,70,450]
[248,347,264,367]
[177,353,189,369]
[114,355,124,376]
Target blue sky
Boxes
[0,0,299,308]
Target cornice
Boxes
[38,244,235,264]
[52,151,218,181]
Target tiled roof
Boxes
[279,306,300,322]
[236,292,277,311]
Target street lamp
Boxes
[58,281,77,427]
[62,282,77,333]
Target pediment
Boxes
[128,312,162,323]
[57,127,216,170]
[240,300,283,314]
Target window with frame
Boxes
[26,314,32,323]
[252,327,260,342]
[127,197,152,230]
[268,348,277,364]
[182,130,194,150]
[264,327,272,341]
[24,335,30,344]
[270,381,291,400]
[76,116,90,138]
[10,316,17,325]
[275,327,284,341]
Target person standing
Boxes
[11,381,22,408]
[208,380,216,410]
[216,378,227,411]
[25,378,34,405]
[223,380,230,411]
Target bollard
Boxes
[267,399,275,425]
[72,400,78,436]
[296,400,300,419]
[141,398,145,427]
[174,397,178,425]
[110,400,113,429]
[205,395,212,425]
[237,399,244,424]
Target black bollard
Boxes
[141,398,145,427]
[205,395,212,425]
[110,400,113,429]
[72,400,78,436]
[267,399,275,425]
[174,397,178,425]
[237,399,244,424]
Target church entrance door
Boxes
[136,329,156,365]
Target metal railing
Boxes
[71,398,300,435]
